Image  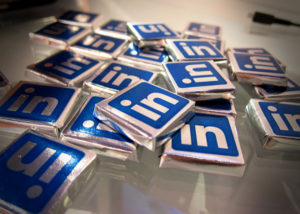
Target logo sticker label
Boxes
[101,20,127,34]
[258,101,300,137]
[34,51,100,81]
[129,23,177,39]
[0,132,85,213]
[165,61,232,91]
[108,82,190,129]
[73,33,127,54]
[172,114,239,156]
[0,83,75,123]
[89,62,156,91]
[35,22,85,41]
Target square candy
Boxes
[255,78,300,101]
[160,114,244,166]
[0,131,96,214]
[94,81,195,151]
[96,19,130,39]
[163,61,235,101]
[62,95,137,161]
[227,51,287,87]
[184,35,225,54]
[247,99,300,151]
[58,10,102,28]
[84,61,157,94]
[29,22,91,49]
[118,42,169,71]
[71,33,129,60]
[127,22,179,47]
[165,39,226,64]
[184,22,222,39]
[0,81,80,136]
[26,50,103,87]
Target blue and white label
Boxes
[36,22,85,41]
[186,22,221,37]
[258,101,300,138]
[59,10,99,24]
[35,51,100,80]
[185,35,223,51]
[231,48,270,56]
[165,61,230,90]
[0,132,84,213]
[122,43,168,64]
[101,20,127,34]
[74,33,127,54]
[89,62,155,91]
[0,83,75,123]
[233,53,284,75]
[129,23,177,39]
[169,40,224,60]
[108,82,190,129]
[70,96,133,143]
[172,114,239,156]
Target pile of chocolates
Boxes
[0,10,299,213]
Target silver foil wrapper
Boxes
[0,81,80,137]
[94,81,195,151]
[246,99,300,151]
[0,130,97,214]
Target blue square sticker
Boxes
[33,50,101,83]
[108,82,191,129]
[128,23,178,40]
[0,132,85,213]
[164,61,233,92]
[88,62,156,92]
[258,101,300,138]
[0,82,76,123]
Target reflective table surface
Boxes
[0,0,300,213]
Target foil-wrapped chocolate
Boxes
[94,81,195,151]
[29,22,91,49]
[83,61,157,94]
[227,51,287,87]
[184,35,225,54]
[254,78,300,101]
[163,61,235,101]
[183,22,222,40]
[127,22,179,47]
[247,99,300,151]
[165,39,227,67]
[62,95,138,161]
[0,81,80,136]
[118,42,169,71]
[95,19,130,39]
[58,10,102,28]
[70,33,129,60]
[160,113,245,168]
[26,50,103,87]
[0,130,97,214]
